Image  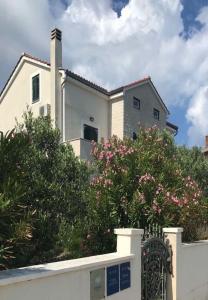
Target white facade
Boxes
[0,29,177,160]
[64,78,109,142]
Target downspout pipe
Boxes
[61,71,67,143]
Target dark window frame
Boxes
[32,74,40,103]
[133,97,140,110]
[133,132,137,140]
[153,108,160,120]
[83,124,98,142]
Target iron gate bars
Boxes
[141,237,171,300]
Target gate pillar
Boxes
[163,227,183,300]
[115,228,144,300]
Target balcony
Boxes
[202,147,208,157]
[68,138,93,161]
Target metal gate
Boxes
[141,227,172,300]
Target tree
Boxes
[0,129,31,269]
[177,146,208,197]
[0,112,89,268]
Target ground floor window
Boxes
[83,124,98,142]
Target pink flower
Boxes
[152,200,161,214]
[171,196,180,206]
[104,142,111,149]
[139,173,155,183]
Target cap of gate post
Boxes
[114,228,144,255]
[163,227,183,234]
[163,227,183,300]
[115,228,143,300]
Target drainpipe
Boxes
[61,72,67,142]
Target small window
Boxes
[32,74,40,103]
[133,132,137,140]
[133,97,140,110]
[153,108,160,120]
[84,124,98,142]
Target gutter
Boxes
[61,71,67,142]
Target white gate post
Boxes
[163,227,183,300]
[114,228,144,300]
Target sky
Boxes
[0,0,208,146]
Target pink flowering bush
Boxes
[79,127,207,255]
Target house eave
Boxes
[0,55,50,103]
[65,73,109,100]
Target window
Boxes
[153,108,160,120]
[32,74,40,103]
[133,97,140,110]
[84,124,98,142]
[133,132,137,140]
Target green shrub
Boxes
[0,112,89,268]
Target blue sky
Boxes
[0,0,208,147]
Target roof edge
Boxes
[0,52,170,118]
[65,69,109,96]
[0,53,50,101]
[166,121,178,131]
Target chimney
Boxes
[205,136,208,148]
[50,28,62,131]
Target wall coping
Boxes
[0,253,134,287]
[163,227,183,233]
[182,240,208,248]
[114,228,144,236]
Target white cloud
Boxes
[0,0,208,145]
[186,86,208,146]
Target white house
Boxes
[0,28,178,160]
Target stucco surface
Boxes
[180,241,208,300]
[111,97,124,139]
[124,82,167,138]
[64,80,109,142]
[0,60,51,132]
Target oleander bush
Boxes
[77,127,208,255]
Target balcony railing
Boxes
[67,138,93,161]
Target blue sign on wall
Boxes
[120,262,131,291]
[107,265,119,296]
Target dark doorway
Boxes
[83,124,98,142]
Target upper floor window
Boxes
[84,124,98,142]
[153,108,160,120]
[32,74,40,103]
[133,97,140,110]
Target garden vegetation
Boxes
[0,113,207,269]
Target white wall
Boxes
[180,241,208,300]
[0,229,143,300]
[0,59,51,132]
[111,96,124,139]
[163,228,208,300]
[1,227,208,300]
[0,255,133,300]
[64,79,109,142]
